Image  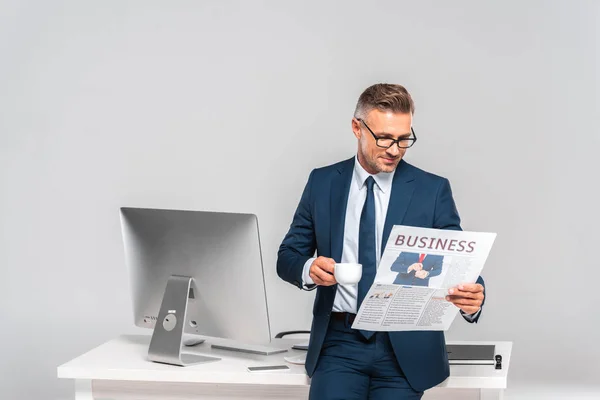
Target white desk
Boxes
[57,335,511,400]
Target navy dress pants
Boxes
[309,314,424,400]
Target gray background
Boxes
[1,0,598,399]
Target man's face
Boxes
[352,109,413,174]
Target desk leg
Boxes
[75,380,93,400]
[480,388,503,400]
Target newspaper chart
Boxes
[351,225,496,331]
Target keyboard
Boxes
[211,343,289,356]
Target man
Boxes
[391,252,444,286]
[277,84,485,399]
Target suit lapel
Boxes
[330,157,354,262]
[382,160,416,256]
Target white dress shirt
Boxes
[302,156,481,319]
[303,156,393,313]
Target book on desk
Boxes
[293,342,496,365]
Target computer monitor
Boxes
[119,207,278,366]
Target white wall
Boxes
[0,1,598,399]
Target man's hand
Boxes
[414,270,429,279]
[445,283,484,315]
[309,256,337,286]
[407,263,423,273]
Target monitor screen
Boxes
[120,207,272,345]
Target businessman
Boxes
[277,83,485,399]
[391,252,444,286]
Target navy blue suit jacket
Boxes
[277,157,485,392]
[391,252,444,286]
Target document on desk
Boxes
[351,225,496,332]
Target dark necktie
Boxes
[357,176,376,339]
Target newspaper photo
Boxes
[351,225,496,332]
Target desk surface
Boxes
[57,335,511,389]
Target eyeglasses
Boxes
[356,118,417,149]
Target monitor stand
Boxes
[147,275,220,366]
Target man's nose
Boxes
[386,145,400,156]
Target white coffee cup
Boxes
[334,263,362,285]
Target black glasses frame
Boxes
[356,118,417,149]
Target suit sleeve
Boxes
[426,256,443,278]
[434,178,485,323]
[433,178,462,231]
[277,170,317,290]
[390,252,408,273]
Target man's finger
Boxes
[312,262,338,284]
[447,289,482,300]
[446,296,482,307]
[456,283,484,293]
[312,275,324,285]
[448,299,479,307]
[311,273,334,286]
[316,258,336,273]
[311,266,335,284]
[446,294,483,303]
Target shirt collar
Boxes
[353,155,395,194]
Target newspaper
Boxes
[351,225,496,332]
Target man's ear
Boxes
[352,118,361,140]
